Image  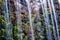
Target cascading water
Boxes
[50,0,60,40]
[47,0,60,40]
[1,0,60,40]
[40,0,52,40]
[58,0,60,4]
[43,0,52,40]
[25,0,35,40]
[3,0,13,40]
[47,0,57,40]
[44,0,53,40]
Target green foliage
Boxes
[0,15,5,23]
[0,0,3,3]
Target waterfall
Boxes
[2,0,60,40]
[50,0,60,40]
[40,0,52,40]
[47,0,57,40]
[58,0,60,4]
[25,0,35,40]
[3,0,13,40]
[43,0,52,40]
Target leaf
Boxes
[40,35,44,39]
